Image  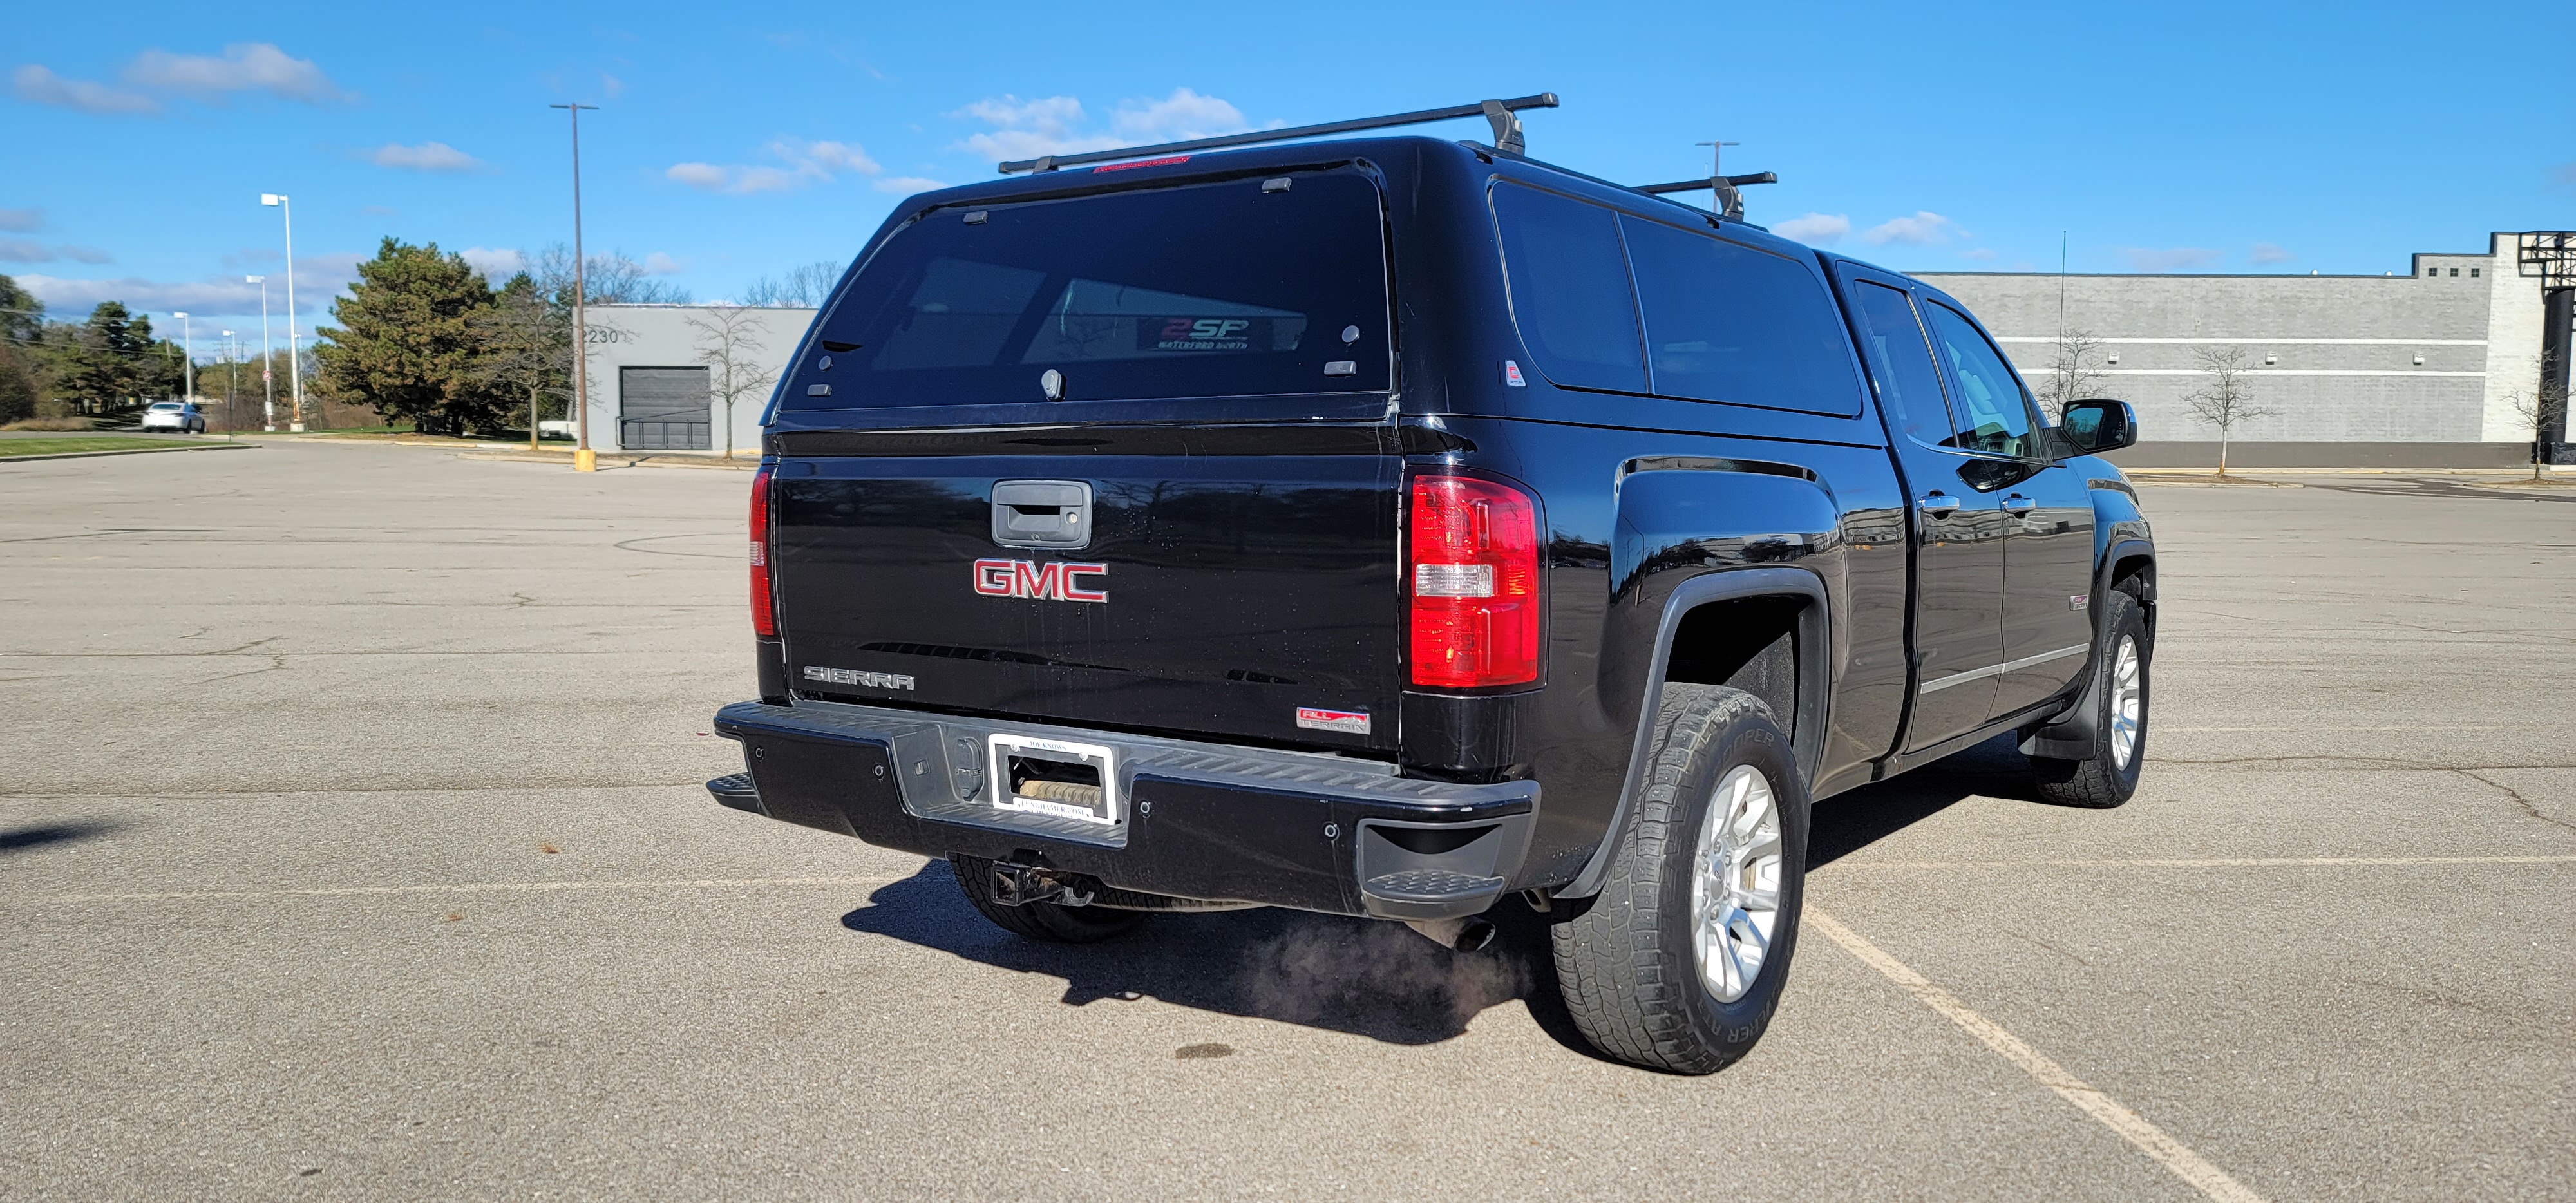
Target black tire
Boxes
[1550,685,1808,1074]
[949,855,1146,943]
[2031,586,2150,808]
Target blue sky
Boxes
[6,0,2569,345]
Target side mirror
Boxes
[2058,399,2137,455]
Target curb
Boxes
[455,451,759,472]
[0,442,256,464]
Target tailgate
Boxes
[773,439,1403,752]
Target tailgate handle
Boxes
[990,480,1093,549]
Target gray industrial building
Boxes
[1917,231,2574,468]
[576,303,818,457]
[572,232,2573,469]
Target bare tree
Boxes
[685,305,777,459]
[2034,329,2116,422]
[2501,350,2567,483]
[527,243,692,307]
[741,261,842,308]
[470,275,572,450]
[2183,345,2273,477]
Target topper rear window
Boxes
[791,167,1390,408]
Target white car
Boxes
[139,402,205,434]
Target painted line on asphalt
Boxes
[46,875,907,902]
[1806,909,2266,1203]
[1825,855,2576,870]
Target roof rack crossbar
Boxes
[1633,171,1778,222]
[998,93,1560,175]
[1634,171,1779,196]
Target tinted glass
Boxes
[1620,216,1861,416]
[1849,283,1956,446]
[1923,303,2039,457]
[790,169,1388,408]
[1490,183,1645,392]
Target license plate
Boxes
[987,734,1120,826]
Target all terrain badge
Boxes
[1295,706,1370,734]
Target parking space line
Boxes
[1807,909,2268,1203]
[1824,855,2576,871]
[43,875,906,903]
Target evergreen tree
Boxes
[0,275,39,422]
[315,237,502,433]
[55,301,144,406]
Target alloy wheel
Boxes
[1690,764,1783,1003]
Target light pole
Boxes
[174,312,196,410]
[249,275,274,431]
[222,330,236,435]
[550,102,600,472]
[260,194,304,431]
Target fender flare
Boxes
[1558,566,1831,900]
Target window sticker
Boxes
[1138,317,1276,352]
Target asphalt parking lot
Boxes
[4,441,2570,1200]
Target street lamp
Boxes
[260,194,305,431]
[549,102,600,472]
[173,312,194,410]
[222,330,236,435]
[248,275,275,431]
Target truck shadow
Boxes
[1809,733,2040,867]
[836,733,2058,1056]
[842,865,1548,1047]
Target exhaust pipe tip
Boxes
[1403,916,1499,953]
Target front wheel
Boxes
[2030,586,2150,808]
[1551,685,1808,1074]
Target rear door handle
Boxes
[1917,493,1961,517]
[2002,495,2037,514]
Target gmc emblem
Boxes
[974,558,1109,603]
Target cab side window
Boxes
[1489,182,1647,393]
[1922,302,2039,459]
[1620,216,1864,417]
[1848,282,1958,448]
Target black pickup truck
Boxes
[708,99,2155,1074]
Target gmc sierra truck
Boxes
[706,97,2155,1074]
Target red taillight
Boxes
[1407,473,1540,688]
[749,464,777,638]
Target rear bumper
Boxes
[709,699,1538,920]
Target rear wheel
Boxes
[2030,587,2150,808]
[1551,685,1808,1074]
[949,855,1146,943]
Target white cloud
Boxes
[1111,87,1247,142]
[2248,242,2295,265]
[14,44,344,117]
[949,88,1251,164]
[665,162,729,189]
[368,141,484,173]
[17,274,267,317]
[2120,247,2222,272]
[12,65,159,115]
[666,137,882,195]
[875,176,946,194]
[1860,211,1961,247]
[122,43,348,104]
[0,207,46,232]
[0,239,108,265]
[1772,213,1850,245]
[799,140,879,175]
[641,252,685,275]
[459,247,526,279]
